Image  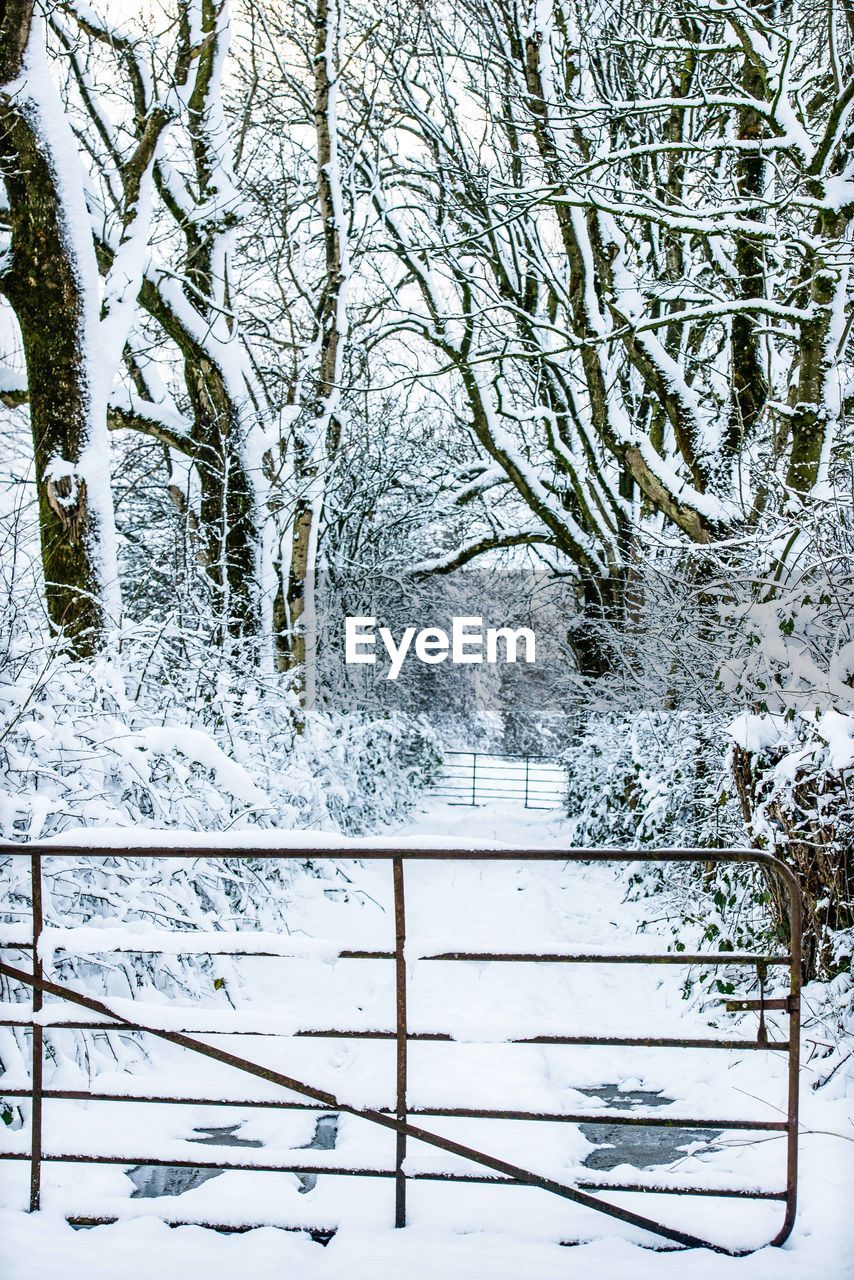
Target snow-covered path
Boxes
[1,804,851,1277]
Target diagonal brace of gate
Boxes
[1,954,751,1256]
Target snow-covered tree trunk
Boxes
[0,0,119,656]
[57,0,270,655]
[281,0,351,702]
[158,0,266,651]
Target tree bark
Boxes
[726,53,770,455]
[280,0,349,695]
[0,0,118,655]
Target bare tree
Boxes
[358,0,852,666]
[235,0,388,695]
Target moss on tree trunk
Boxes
[0,0,111,655]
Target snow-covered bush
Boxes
[0,573,440,1084]
[559,704,777,996]
[561,707,740,849]
[0,617,438,843]
[559,506,853,983]
[720,499,854,978]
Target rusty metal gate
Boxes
[0,844,801,1255]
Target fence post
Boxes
[470,752,477,806]
[524,756,530,808]
[392,857,407,1227]
[29,852,43,1212]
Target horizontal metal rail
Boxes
[0,1150,787,1199]
[0,844,803,860]
[0,844,801,1256]
[0,939,794,964]
[0,1018,791,1050]
[0,1088,790,1130]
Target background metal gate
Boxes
[432,751,568,808]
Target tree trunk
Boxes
[727,54,770,455]
[279,0,349,698]
[787,211,848,494]
[185,360,261,648]
[0,0,118,655]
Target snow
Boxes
[2,803,852,1277]
[816,710,854,772]
[727,713,790,754]
[32,926,344,963]
[128,727,269,810]
[2,1215,844,1280]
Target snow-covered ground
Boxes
[1,803,852,1278]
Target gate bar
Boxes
[0,1088,790,1130]
[0,1016,791,1050]
[393,856,407,1227]
[0,844,803,861]
[28,854,43,1214]
[1,940,794,964]
[0,1149,789,1198]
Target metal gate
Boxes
[432,751,568,807]
[0,844,801,1255]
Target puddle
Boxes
[125,1095,715,1197]
[296,1113,340,1194]
[577,1083,721,1171]
[128,1123,263,1199]
[125,1115,341,1202]
[106,1115,340,1244]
